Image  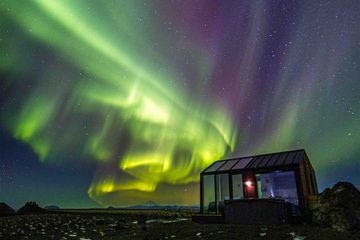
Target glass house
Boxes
[200,149,318,216]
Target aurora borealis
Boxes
[0,0,359,208]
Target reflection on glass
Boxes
[255,171,299,212]
[232,174,244,199]
[203,175,215,212]
[216,174,229,212]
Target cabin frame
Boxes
[200,149,318,217]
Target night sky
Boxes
[0,0,359,209]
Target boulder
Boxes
[312,182,360,232]
[0,202,15,216]
[17,201,46,214]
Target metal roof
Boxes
[202,149,306,174]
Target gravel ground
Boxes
[0,211,356,240]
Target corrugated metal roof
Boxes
[203,161,226,173]
[201,149,306,174]
[218,159,239,171]
[231,157,253,170]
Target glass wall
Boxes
[232,174,244,199]
[202,174,215,212]
[216,174,230,212]
[255,171,299,208]
[203,169,300,213]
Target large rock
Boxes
[0,202,15,216]
[17,201,46,214]
[312,182,360,232]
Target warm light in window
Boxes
[245,180,253,187]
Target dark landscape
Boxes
[1,182,360,240]
[0,210,355,240]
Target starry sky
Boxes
[0,0,359,209]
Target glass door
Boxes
[202,174,215,213]
[216,174,230,212]
[232,174,244,200]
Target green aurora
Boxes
[1,0,236,206]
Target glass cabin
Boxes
[200,149,318,216]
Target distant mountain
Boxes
[0,202,15,216]
[144,201,158,207]
[17,201,46,214]
[101,201,199,210]
[125,201,199,210]
[44,205,60,210]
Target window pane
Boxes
[255,171,299,213]
[232,174,244,199]
[216,174,230,212]
[203,175,215,213]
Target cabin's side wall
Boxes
[304,159,312,195]
[312,168,318,194]
[301,161,313,216]
[303,155,318,196]
[309,160,318,195]
[298,156,318,218]
[294,166,306,215]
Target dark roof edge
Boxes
[200,149,307,174]
[213,148,306,164]
[302,150,315,170]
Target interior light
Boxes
[245,180,253,187]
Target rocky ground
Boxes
[0,211,357,240]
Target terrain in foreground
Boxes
[0,210,356,240]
